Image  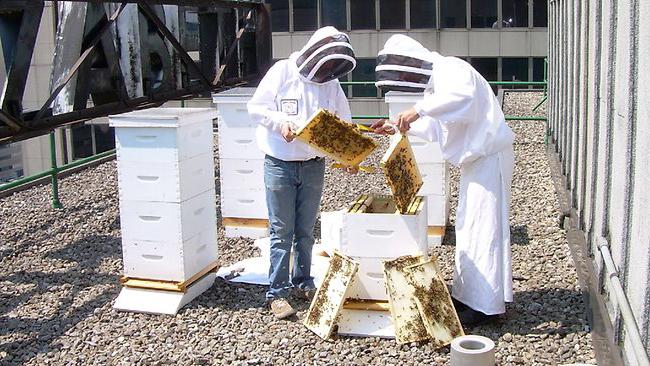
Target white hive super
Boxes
[341,196,429,301]
[110,108,218,282]
[212,88,268,238]
[385,92,450,247]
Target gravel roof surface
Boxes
[0,92,596,365]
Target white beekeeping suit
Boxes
[376,35,515,316]
[248,26,353,161]
[246,27,356,319]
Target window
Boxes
[351,0,376,30]
[471,58,498,82]
[470,58,498,93]
[293,0,318,31]
[502,58,529,88]
[533,0,548,27]
[532,57,546,87]
[321,0,347,30]
[71,124,93,159]
[94,125,116,153]
[502,0,529,27]
[270,0,289,32]
[380,0,406,29]
[182,10,200,51]
[410,0,436,29]
[471,0,497,28]
[351,58,377,97]
[440,0,466,28]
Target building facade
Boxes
[549,0,650,364]
[268,0,548,115]
[2,1,547,181]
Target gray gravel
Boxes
[0,91,596,365]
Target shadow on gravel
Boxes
[0,234,121,364]
[470,288,589,339]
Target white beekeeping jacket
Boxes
[376,35,514,167]
[248,27,354,162]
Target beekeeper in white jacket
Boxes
[247,26,355,320]
[372,35,515,326]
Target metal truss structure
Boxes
[0,0,272,144]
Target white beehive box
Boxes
[116,152,215,203]
[119,188,217,244]
[111,108,215,163]
[213,88,269,238]
[110,108,219,284]
[213,87,265,160]
[341,195,428,259]
[122,226,217,282]
[346,256,391,301]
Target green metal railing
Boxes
[2,78,548,206]
[0,133,116,207]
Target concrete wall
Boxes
[548,0,649,364]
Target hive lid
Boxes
[380,134,423,214]
[295,109,378,166]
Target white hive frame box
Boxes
[212,87,269,239]
[385,91,451,248]
[110,108,219,315]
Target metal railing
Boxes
[1,79,548,207]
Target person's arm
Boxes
[247,62,291,134]
[412,67,475,123]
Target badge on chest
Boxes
[280,99,299,115]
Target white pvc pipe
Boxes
[599,244,650,366]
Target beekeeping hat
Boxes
[295,26,356,84]
[375,35,434,93]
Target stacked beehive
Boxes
[110,108,218,288]
[385,92,450,247]
[212,88,269,238]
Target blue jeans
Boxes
[264,155,325,300]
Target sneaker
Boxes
[294,287,317,301]
[457,307,498,327]
[269,298,297,319]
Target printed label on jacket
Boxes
[280,99,299,115]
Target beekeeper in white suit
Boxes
[248,26,355,320]
[372,35,515,326]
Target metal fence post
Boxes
[50,132,63,209]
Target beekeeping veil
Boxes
[375,35,435,93]
[295,26,356,84]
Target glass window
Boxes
[533,0,548,27]
[380,0,406,29]
[440,0,466,28]
[351,0,376,30]
[182,10,200,51]
[72,124,93,159]
[410,0,436,29]
[502,57,529,88]
[270,0,289,32]
[532,57,546,88]
[471,0,497,28]
[321,0,347,30]
[502,0,529,27]
[94,125,115,153]
[293,0,318,31]
[471,58,498,82]
[470,58,498,93]
[351,58,377,97]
